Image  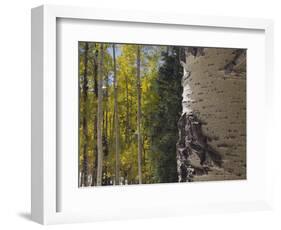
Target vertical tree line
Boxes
[91,43,98,186]
[81,42,89,186]
[113,44,120,185]
[79,42,183,186]
[96,44,104,186]
[136,45,142,184]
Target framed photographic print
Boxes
[31,5,274,225]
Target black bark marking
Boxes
[176,112,223,182]
[223,49,246,75]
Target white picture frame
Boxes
[31,4,274,225]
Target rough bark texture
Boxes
[177,47,246,182]
[176,112,222,182]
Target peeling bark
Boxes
[176,47,224,182]
[176,112,222,182]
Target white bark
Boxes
[177,48,246,181]
[180,60,192,115]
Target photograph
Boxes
[78,42,246,187]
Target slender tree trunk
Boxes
[80,172,84,187]
[82,42,89,186]
[142,136,146,183]
[105,102,108,140]
[125,74,129,144]
[136,45,142,184]
[96,44,104,186]
[91,44,98,186]
[113,44,120,185]
[103,111,105,134]
[103,72,109,183]
[105,70,109,148]
[91,114,98,186]
[110,108,115,149]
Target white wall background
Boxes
[0,0,280,229]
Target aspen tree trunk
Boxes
[103,70,109,183]
[113,44,120,185]
[177,48,246,182]
[82,42,89,186]
[96,44,104,186]
[136,45,142,184]
[91,45,98,186]
[91,114,97,186]
[125,75,129,144]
